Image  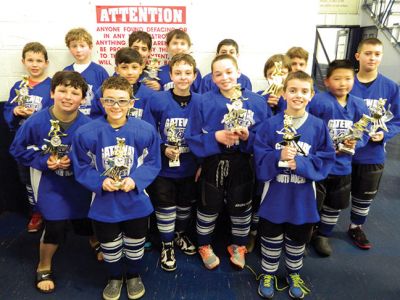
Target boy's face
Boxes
[212,59,240,93]
[131,40,151,63]
[290,57,307,72]
[170,61,197,92]
[115,62,144,85]
[324,68,354,99]
[283,79,313,113]
[68,40,92,64]
[218,45,238,59]
[167,37,190,57]
[22,51,48,79]
[355,44,383,73]
[51,85,84,114]
[101,89,133,123]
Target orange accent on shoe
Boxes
[28,212,43,233]
[198,245,220,270]
[227,244,247,269]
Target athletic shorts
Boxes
[316,174,351,210]
[351,163,384,200]
[42,218,93,244]
[259,218,314,244]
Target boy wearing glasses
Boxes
[72,76,161,300]
[90,47,154,121]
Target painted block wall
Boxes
[0,0,319,102]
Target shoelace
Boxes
[289,274,310,295]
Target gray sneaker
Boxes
[103,279,123,300]
[126,276,145,299]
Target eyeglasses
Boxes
[101,98,132,107]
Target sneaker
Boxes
[175,232,196,255]
[103,279,123,300]
[160,241,176,271]
[126,276,145,299]
[227,244,247,269]
[258,274,275,299]
[28,212,43,233]
[348,226,371,250]
[198,244,220,270]
[311,234,332,257]
[286,273,310,299]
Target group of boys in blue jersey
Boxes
[3,25,400,300]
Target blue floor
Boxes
[1,136,400,300]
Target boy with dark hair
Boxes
[64,27,109,116]
[254,71,335,299]
[185,54,270,271]
[147,53,201,271]
[199,38,252,93]
[308,59,370,256]
[348,38,400,249]
[91,47,154,121]
[10,71,93,294]
[72,76,161,300]
[4,41,53,232]
[158,29,202,93]
[128,30,161,91]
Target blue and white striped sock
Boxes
[260,234,283,275]
[196,209,218,246]
[155,206,176,242]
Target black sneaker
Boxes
[160,241,177,271]
[174,232,196,255]
[312,234,332,257]
[348,226,371,250]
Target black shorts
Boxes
[147,176,197,208]
[259,218,314,244]
[316,174,351,210]
[351,163,384,200]
[199,152,254,215]
[42,218,94,244]
[93,217,149,243]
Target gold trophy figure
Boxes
[221,84,250,147]
[42,120,68,161]
[277,114,307,168]
[142,58,161,81]
[166,123,181,167]
[10,75,32,108]
[102,137,129,188]
[261,61,285,97]
[368,98,393,136]
[333,114,372,155]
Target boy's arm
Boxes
[184,100,222,157]
[3,85,24,131]
[383,85,400,142]
[9,121,51,170]
[89,87,105,119]
[294,123,336,181]
[254,120,282,181]
[129,127,161,193]
[71,131,106,194]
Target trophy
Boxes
[221,84,250,146]
[166,123,181,167]
[142,58,161,81]
[368,98,393,136]
[332,114,372,155]
[41,120,68,161]
[277,114,307,168]
[261,61,285,97]
[126,95,140,118]
[10,75,31,108]
[102,137,129,188]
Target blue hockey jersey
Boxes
[350,73,400,164]
[64,62,109,116]
[185,89,271,157]
[147,91,201,178]
[254,112,335,224]
[308,91,370,175]
[9,108,92,220]
[3,77,53,131]
[71,117,161,222]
